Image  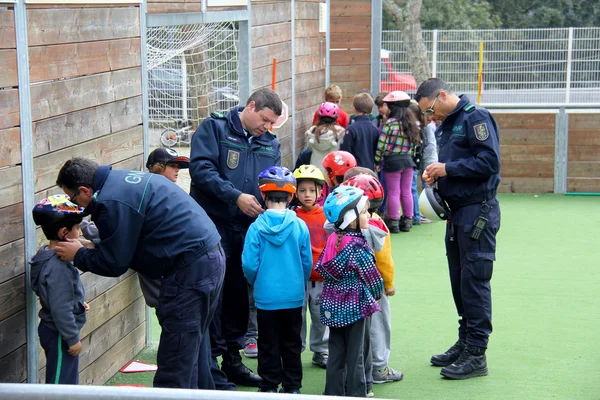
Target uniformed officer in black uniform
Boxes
[189,88,282,388]
[415,78,501,380]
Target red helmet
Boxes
[341,174,385,209]
[321,151,357,185]
[317,102,339,119]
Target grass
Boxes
[105,193,600,399]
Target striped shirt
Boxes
[375,117,414,164]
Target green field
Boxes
[105,194,600,399]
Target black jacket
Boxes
[340,115,379,171]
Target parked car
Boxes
[380,49,418,93]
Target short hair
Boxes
[265,191,290,204]
[344,166,377,181]
[148,162,167,174]
[375,91,389,107]
[324,85,343,102]
[415,78,452,102]
[353,93,375,115]
[56,157,99,192]
[40,215,83,241]
[247,88,282,116]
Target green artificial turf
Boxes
[105,194,600,399]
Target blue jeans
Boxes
[412,169,420,220]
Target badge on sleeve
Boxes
[227,150,240,169]
[473,123,489,141]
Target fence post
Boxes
[432,29,438,77]
[565,27,574,104]
[291,0,296,163]
[325,0,331,87]
[238,5,252,102]
[554,107,569,194]
[370,0,382,100]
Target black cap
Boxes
[146,147,190,169]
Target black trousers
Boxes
[39,323,79,384]
[325,319,367,397]
[210,226,249,356]
[446,198,500,349]
[257,307,303,391]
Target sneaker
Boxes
[420,216,432,224]
[430,340,466,367]
[372,366,404,384]
[312,352,328,369]
[399,216,412,232]
[440,345,488,380]
[279,388,301,394]
[366,389,375,398]
[243,342,258,358]
[258,387,278,393]
[221,350,262,387]
[412,216,422,225]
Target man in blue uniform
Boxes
[189,88,282,387]
[415,78,501,380]
[54,157,225,389]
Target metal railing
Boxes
[381,28,600,106]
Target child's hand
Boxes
[385,286,396,297]
[84,302,90,313]
[68,341,82,356]
[376,165,381,173]
[79,239,95,249]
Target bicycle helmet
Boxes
[322,151,357,186]
[383,90,411,106]
[324,186,369,230]
[258,166,297,195]
[32,194,86,240]
[317,102,339,119]
[418,187,451,221]
[341,174,385,210]
[293,164,326,187]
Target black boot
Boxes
[385,217,400,234]
[430,340,466,367]
[221,350,262,387]
[440,345,488,380]
[399,216,412,232]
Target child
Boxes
[30,194,89,384]
[342,168,404,386]
[146,147,190,183]
[293,165,330,369]
[319,150,357,206]
[305,102,346,176]
[312,85,350,128]
[348,89,379,127]
[374,91,420,233]
[242,166,313,394]
[374,92,390,214]
[340,93,380,171]
[317,186,384,397]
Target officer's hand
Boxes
[422,170,435,186]
[236,193,264,218]
[55,238,83,261]
[424,162,447,183]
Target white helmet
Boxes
[419,187,451,221]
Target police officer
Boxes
[415,78,501,380]
[189,88,282,387]
[54,157,225,389]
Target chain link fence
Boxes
[382,28,600,105]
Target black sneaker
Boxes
[280,388,301,394]
[399,216,412,232]
[221,350,262,387]
[384,217,400,234]
[430,340,466,367]
[312,352,328,369]
[258,387,278,393]
[440,345,488,380]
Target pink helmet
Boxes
[383,91,411,104]
[318,102,339,119]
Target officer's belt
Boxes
[169,242,221,274]
[449,190,497,211]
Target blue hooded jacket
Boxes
[242,209,312,310]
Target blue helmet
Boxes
[323,186,368,229]
[258,166,297,195]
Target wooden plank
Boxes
[0,203,24,246]
[0,127,21,168]
[331,64,370,82]
[274,79,293,103]
[336,81,371,99]
[567,130,600,146]
[0,309,25,359]
[568,114,600,130]
[295,2,319,20]
[252,41,292,69]
[252,22,291,48]
[0,89,20,130]
[27,8,140,47]
[295,37,323,57]
[113,154,144,171]
[81,270,135,304]
[295,87,323,111]
[294,70,325,93]
[330,49,370,66]
[498,177,554,193]
[494,113,555,130]
[500,162,554,178]
[295,107,316,131]
[331,17,371,34]
[296,54,323,75]
[499,128,555,146]
[78,321,146,385]
[0,274,24,321]
[0,345,26,383]
[295,20,321,38]
[331,32,371,49]
[0,238,24,285]
[567,177,600,193]
[331,1,371,17]
[252,60,291,90]
[0,10,16,49]
[252,2,290,25]
[568,145,600,162]
[33,96,143,158]
[29,38,141,83]
[33,126,143,192]
[500,144,555,163]
[31,68,142,122]
[567,161,600,178]
[0,50,18,88]
[147,2,202,13]
[0,165,23,209]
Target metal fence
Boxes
[381,28,600,105]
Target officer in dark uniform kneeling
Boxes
[415,78,501,380]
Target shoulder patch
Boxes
[210,112,227,119]
[473,123,489,141]
[464,104,476,113]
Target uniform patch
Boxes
[226,150,240,169]
[473,123,489,141]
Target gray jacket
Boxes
[30,247,86,347]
